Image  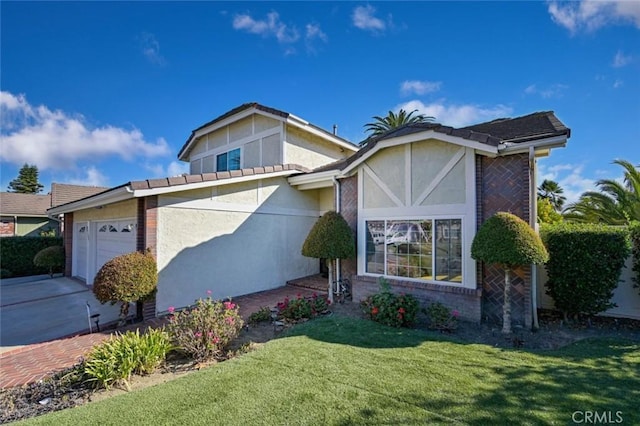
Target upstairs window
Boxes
[216,148,241,172]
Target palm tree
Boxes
[537,179,566,211]
[363,109,434,142]
[564,159,640,225]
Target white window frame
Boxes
[362,216,464,286]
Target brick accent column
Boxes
[64,212,73,277]
[477,154,532,327]
[339,175,358,280]
[137,196,158,320]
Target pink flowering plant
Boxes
[424,302,459,332]
[166,293,244,362]
[360,278,419,328]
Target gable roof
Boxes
[51,183,109,207]
[48,164,311,215]
[308,111,570,175]
[0,192,52,217]
[178,102,357,161]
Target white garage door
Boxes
[95,220,137,276]
[74,222,89,280]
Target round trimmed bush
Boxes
[93,251,157,322]
[33,245,65,277]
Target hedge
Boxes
[541,223,631,318]
[0,236,64,278]
[630,221,640,295]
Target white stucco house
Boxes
[49,102,573,327]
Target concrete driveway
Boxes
[0,275,122,352]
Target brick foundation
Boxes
[352,275,482,323]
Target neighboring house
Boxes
[0,193,56,237]
[49,103,570,328]
[0,184,108,237]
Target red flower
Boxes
[371,307,379,315]
[398,307,406,314]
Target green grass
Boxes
[22,317,640,425]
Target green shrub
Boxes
[0,236,63,277]
[630,222,640,295]
[424,302,459,332]
[542,223,631,318]
[248,306,273,324]
[360,278,420,328]
[166,296,244,362]
[93,251,157,324]
[83,328,172,390]
[471,212,548,334]
[276,293,330,321]
[33,245,65,277]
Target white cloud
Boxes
[144,161,189,177]
[233,12,299,44]
[352,5,386,32]
[396,100,513,128]
[538,163,597,205]
[400,80,442,96]
[67,166,110,187]
[613,78,624,88]
[139,32,166,65]
[612,50,632,67]
[548,1,640,34]
[0,91,171,171]
[524,83,568,98]
[304,23,328,54]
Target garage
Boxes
[74,219,137,285]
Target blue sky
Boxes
[1,1,638,204]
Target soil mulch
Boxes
[2,302,638,424]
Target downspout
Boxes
[529,146,539,330]
[333,177,341,297]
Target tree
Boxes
[33,246,65,278]
[471,212,549,334]
[363,109,434,142]
[7,164,44,194]
[537,179,566,211]
[301,211,355,303]
[537,198,563,224]
[93,251,157,325]
[564,159,640,225]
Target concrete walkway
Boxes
[1,276,122,352]
[0,284,318,389]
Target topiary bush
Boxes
[471,212,548,333]
[93,250,157,325]
[302,211,355,303]
[360,278,420,328]
[33,246,65,277]
[630,221,640,295]
[542,223,631,319]
[0,236,63,277]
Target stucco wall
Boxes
[16,217,58,237]
[284,126,347,170]
[73,199,138,222]
[155,177,320,312]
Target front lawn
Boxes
[22,317,639,425]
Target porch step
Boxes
[286,274,328,292]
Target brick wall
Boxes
[0,217,15,236]
[477,154,532,327]
[339,175,358,280]
[137,196,158,319]
[352,275,482,323]
[64,212,73,277]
